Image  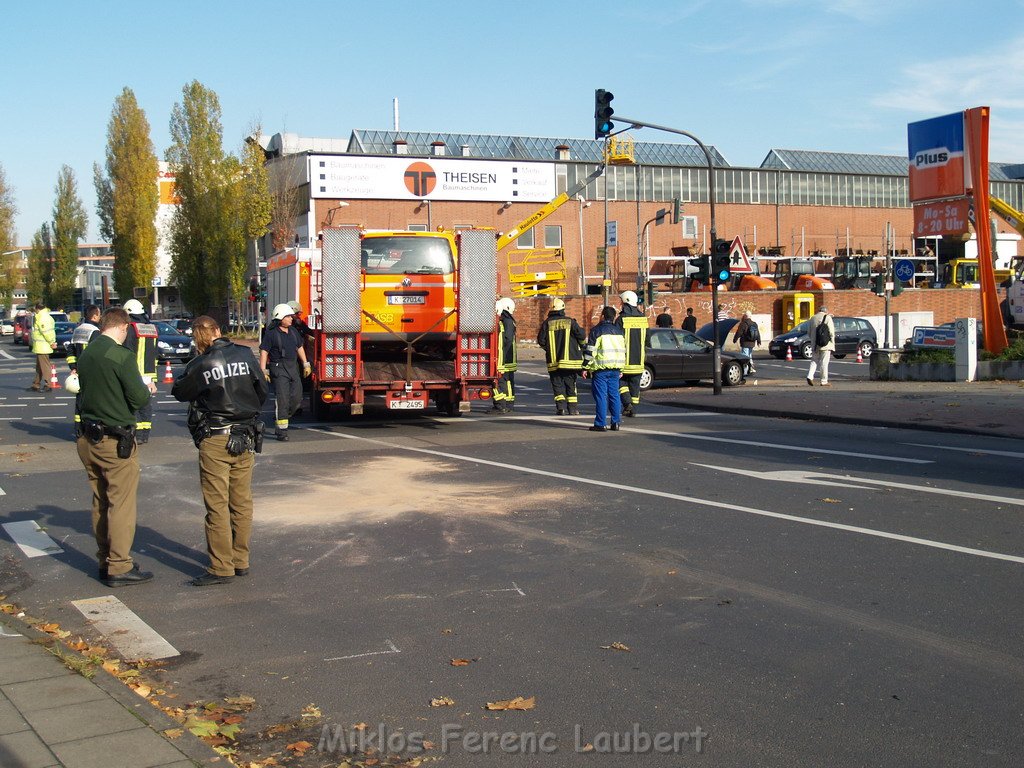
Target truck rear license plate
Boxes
[389,400,425,409]
[387,296,426,305]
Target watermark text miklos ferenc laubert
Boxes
[318,722,708,756]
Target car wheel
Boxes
[800,341,813,359]
[858,340,874,358]
[639,365,654,391]
[722,361,744,386]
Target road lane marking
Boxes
[903,443,1024,459]
[35,416,67,420]
[2,520,63,557]
[487,582,526,596]
[307,428,1023,565]
[324,639,400,662]
[39,403,67,407]
[692,465,1024,507]
[72,595,179,660]
[509,418,931,464]
[0,404,27,408]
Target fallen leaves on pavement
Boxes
[485,696,535,711]
[286,740,313,756]
[600,642,631,652]
[450,658,478,666]
[430,697,455,707]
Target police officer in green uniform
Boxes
[76,307,156,587]
[490,297,517,413]
[121,299,158,443]
[172,316,268,586]
[537,298,586,415]
[616,290,649,417]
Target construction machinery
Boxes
[266,227,498,417]
[773,257,835,290]
[831,250,875,289]
[497,166,606,297]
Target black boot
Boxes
[568,405,580,416]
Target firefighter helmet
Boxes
[64,372,81,394]
[620,290,638,307]
[271,303,295,321]
[551,298,566,311]
[287,301,302,314]
[123,299,144,315]
[495,298,515,315]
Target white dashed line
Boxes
[72,595,179,660]
[324,639,400,662]
[2,520,64,558]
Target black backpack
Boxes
[743,321,760,343]
[814,320,832,347]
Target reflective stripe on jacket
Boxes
[537,311,585,371]
[616,306,648,374]
[496,311,518,373]
[586,321,626,370]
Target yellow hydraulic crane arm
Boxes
[494,165,605,252]
[990,196,1024,238]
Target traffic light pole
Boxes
[611,115,722,394]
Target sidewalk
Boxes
[0,615,217,768]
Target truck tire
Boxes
[311,393,332,422]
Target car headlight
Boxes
[783,337,797,344]
[157,341,172,350]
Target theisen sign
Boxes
[309,156,557,202]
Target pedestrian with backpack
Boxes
[806,307,836,387]
[732,311,760,373]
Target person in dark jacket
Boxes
[66,304,101,372]
[655,308,674,327]
[731,311,761,373]
[172,316,269,586]
[615,290,648,417]
[259,304,311,441]
[681,307,697,332]
[76,307,156,587]
[536,298,585,415]
[491,298,517,413]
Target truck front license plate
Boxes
[389,400,425,409]
[387,296,426,305]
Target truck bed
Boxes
[359,360,457,383]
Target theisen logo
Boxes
[404,162,436,196]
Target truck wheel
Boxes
[311,394,332,421]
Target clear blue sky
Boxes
[3,0,1021,244]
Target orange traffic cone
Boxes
[163,360,174,384]
[785,344,793,362]
[49,364,60,389]
[856,347,863,363]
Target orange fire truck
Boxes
[266,227,498,417]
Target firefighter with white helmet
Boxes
[536,297,586,415]
[67,304,101,431]
[616,290,648,417]
[121,299,159,442]
[490,298,517,414]
[259,303,312,441]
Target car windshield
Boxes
[786,320,810,335]
[154,322,178,335]
[361,236,454,275]
[54,323,75,333]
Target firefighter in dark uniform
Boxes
[172,316,268,586]
[490,297,517,413]
[121,299,158,443]
[537,298,586,415]
[259,303,311,441]
[76,307,156,587]
[616,290,648,417]
[66,304,101,431]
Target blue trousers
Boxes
[590,369,622,428]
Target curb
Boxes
[0,612,222,767]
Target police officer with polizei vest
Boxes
[490,297,517,414]
[259,303,311,441]
[172,316,268,586]
[616,290,648,417]
[537,298,586,415]
[121,299,158,443]
[75,307,157,587]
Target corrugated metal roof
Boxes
[349,130,729,167]
[760,148,908,175]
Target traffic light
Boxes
[645,283,656,305]
[713,239,732,282]
[671,198,681,225]
[892,278,904,297]
[686,256,710,282]
[872,273,886,295]
[594,89,614,139]
[248,275,259,302]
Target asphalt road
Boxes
[1,348,1022,767]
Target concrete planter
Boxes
[871,350,1024,381]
